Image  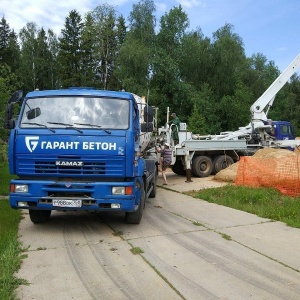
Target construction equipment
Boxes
[158,53,300,178]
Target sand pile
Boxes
[214,148,298,182]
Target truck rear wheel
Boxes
[149,170,157,198]
[213,155,234,174]
[125,185,145,224]
[171,160,186,176]
[29,210,51,224]
[192,156,213,177]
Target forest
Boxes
[1,0,300,141]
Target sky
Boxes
[1,0,300,71]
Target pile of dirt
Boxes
[214,162,239,182]
[214,148,298,182]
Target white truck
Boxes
[158,53,300,179]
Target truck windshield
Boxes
[20,96,129,130]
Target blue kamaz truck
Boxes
[4,88,157,224]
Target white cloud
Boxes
[1,0,130,35]
[156,2,168,14]
[176,0,206,9]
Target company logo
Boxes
[25,136,117,152]
[55,161,84,167]
[25,136,39,152]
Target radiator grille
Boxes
[16,156,125,177]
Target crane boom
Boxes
[250,53,300,121]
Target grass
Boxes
[130,247,144,255]
[0,141,25,299]
[0,161,13,196]
[0,200,24,300]
[185,185,300,228]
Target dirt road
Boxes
[16,175,300,299]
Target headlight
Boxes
[112,186,133,195]
[112,187,125,195]
[15,184,28,193]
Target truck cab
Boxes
[264,120,295,141]
[4,88,156,224]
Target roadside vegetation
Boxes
[185,185,300,229]
[0,142,25,299]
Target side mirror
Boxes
[8,90,23,104]
[27,107,41,120]
[141,122,154,133]
[144,105,153,122]
[4,103,13,129]
[8,119,16,129]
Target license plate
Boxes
[53,199,82,208]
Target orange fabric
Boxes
[235,155,300,196]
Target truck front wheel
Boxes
[192,156,213,177]
[125,185,145,224]
[29,210,51,224]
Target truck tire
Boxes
[171,160,186,176]
[213,155,234,174]
[125,184,145,224]
[29,210,51,224]
[192,156,213,177]
[149,170,157,198]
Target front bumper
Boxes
[9,179,141,212]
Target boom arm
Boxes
[250,53,300,121]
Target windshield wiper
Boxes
[47,122,83,133]
[22,122,55,133]
[74,123,111,134]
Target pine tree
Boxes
[0,17,20,72]
[57,10,84,87]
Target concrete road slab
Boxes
[222,221,300,271]
[152,189,271,229]
[157,173,300,274]
[17,211,182,300]
[128,227,300,300]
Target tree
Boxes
[58,10,84,87]
[89,4,123,89]
[81,13,98,87]
[0,64,20,140]
[180,29,213,90]
[191,83,222,134]
[114,0,156,94]
[19,23,58,92]
[108,15,127,89]
[0,16,20,72]
[210,23,246,98]
[245,53,280,100]
[114,36,151,94]
[19,22,40,91]
[157,5,189,61]
[34,28,57,90]
[188,105,209,134]
[128,0,156,49]
[151,6,191,122]
[46,29,59,89]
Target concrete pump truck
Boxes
[158,53,300,179]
